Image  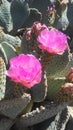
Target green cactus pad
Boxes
[0,118,13,130]
[47,52,73,100]
[0,0,13,32]
[0,28,21,48]
[0,42,17,65]
[11,0,30,30]
[0,57,6,101]
[47,51,69,78]
[0,93,31,119]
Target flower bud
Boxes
[61,83,73,95]
[31,22,48,37]
[47,3,55,13]
[26,30,31,41]
[66,68,73,82]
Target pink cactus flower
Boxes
[37,28,68,55]
[6,54,42,88]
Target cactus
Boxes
[0,0,42,35]
[15,102,69,129]
[21,24,72,102]
[56,4,69,31]
[10,0,30,31]
[0,57,6,101]
[5,79,31,99]
[46,107,70,130]
[0,28,21,65]
[29,0,51,13]
[56,1,73,31]
[21,31,48,102]
[30,72,47,102]
[23,8,42,28]
[47,52,73,101]
[0,27,21,48]
[0,0,13,32]
[0,1,73,130]
[0,0,30,33]
[0,27,21,65]
[0,57,32,121]
[29,0,54,25]
[0,93,31,119]
[0,42,17,65]
[0,118,13,130]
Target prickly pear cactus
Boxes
[21,22,72,102]
[0,27,21,48]
[0,27,21,66]
[21,31,48,102]
[56,0,73,31]
[0,57,6,101]
[0,0,30,33]
[0,0,42,35]
[0,42,17,65]
[56,4,69,31]
[47,52,73,101]
[23,8,42,28]
[29,0,51,13]
[0,0,13,32]
[0,1,73,130]
[10,0,30,31]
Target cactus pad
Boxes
[0,57,6,101]
[0,0,13,32]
